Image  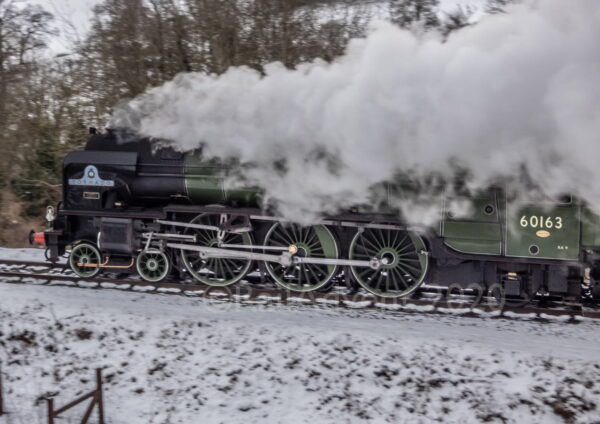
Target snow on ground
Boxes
[0,247,52,263]
[0,284,599,423]
[1,248,600,423]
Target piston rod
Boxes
[219,243,290,252]
[167,243,294,266]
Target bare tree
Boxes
[0,0,55,243]
[442,5,473,37]
[389,0,441,29]
[486,0,517,14]
[0,0,54,176]
[3,0,497,244]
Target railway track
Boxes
[1,258,599,320]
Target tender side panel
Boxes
[505,202,580,260]
[441,194,503,255]
[581,207,600,247]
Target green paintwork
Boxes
[444,239,502,256]
[184,152,226,204]
[441,190,586,261]
[184,151,260,206]
[225,186,261,206]
[181,150,600,262]
[441,194,502,255]
[581,207,600,246]
[505,202,580,261]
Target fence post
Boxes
[0,361,4,416]
[96,368,105,424]
[47,398,54,424]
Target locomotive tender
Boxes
[33,129,600,303]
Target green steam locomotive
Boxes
[32,129,600,304]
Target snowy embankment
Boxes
[0,247,51,263]
[0,251,599,423]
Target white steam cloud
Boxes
[111,0,600,224]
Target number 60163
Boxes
[519,215,563,229]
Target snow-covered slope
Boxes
[0,277,599,423]
[0,247,53,262]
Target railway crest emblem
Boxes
[68,165,115,187]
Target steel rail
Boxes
[1,259,599,320]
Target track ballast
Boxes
[1,258,599,321]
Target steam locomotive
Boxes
[32,129,600,303]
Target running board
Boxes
[166,243,381,269]
[157,218,408,233]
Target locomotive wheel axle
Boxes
[179,213,254,287]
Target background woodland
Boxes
[0,0,508,245]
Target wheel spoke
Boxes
[223,258,240,274]
[197,232,212,245]
[350,229,427,298]
[374,229,386,250]
[216,260,227,280]
[388,270,400,292]
[396,261,422,275]
[137,250,170,282]
[358,267,374,278]
[181,213,252,286]
[396,251,419,258]
[306,231,319,247]
[373,272,385,291]
[392,268,409,289]
[307,240,321,251]
[264,223,338,292]
[272,230,291,246]
[280,225,295,245]
[393,234,409,251]
[361,234,380,253]
[305,264,322,283]
[69,243,101,278]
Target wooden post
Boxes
[47,398,54,424]
[96,368,105,424]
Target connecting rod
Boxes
[166,243,381,269]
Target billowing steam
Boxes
[111,0,600,224]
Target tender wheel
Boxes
[136,250,170,282]
[489,285,531,308]
[264,223,339,292]
[349,228,428,298]
[69,242,102,278]
[181,213,253,286]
